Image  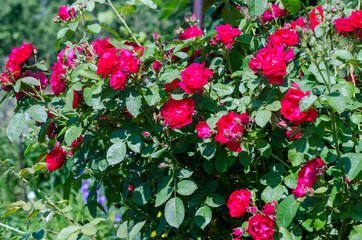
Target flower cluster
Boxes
[178,26,203,40]
[227,189,276,240]
[293,158,326,198]
[57,5,76,22]
[261,4,288,23]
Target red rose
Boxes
[110,70,127,90]
[72,90,83,108]
[280,83,317,125]
[180,62,213,94]
[153,60,162,72]
[227,189,251,217]
[248,215,275,240]
[288,17,308,31]
[215,112,248,153]
[309,6,324,30]
[8,42,36,65]
[92,38,115,57]
[58,6,75,21]
[96,48,117,78]
[215,24,241,45]
[335,17,355,35]
[196,121,212,138]
[161,98,195,129]
[164,79,180,93]
[286,127,301,141]
[50,61,67,97]
[249,45,294,85]
[270,28,299,47]
[292,184,306,198]
[116,49,140,74]
[272,4,288,18]
[124,42,146,56]
[262,10,273,23]
[46,147,67,171]
[351,10,362,28]
[70,136,83,156]
[178,26,203,40]
[261,203,276,216]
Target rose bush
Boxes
[1,0,361,239]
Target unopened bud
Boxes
[158,163,168,168]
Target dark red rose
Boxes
[8,42,36,65]
[309,6,324,30]
[161,98,195,129]
[335,17,355,35]
[46,147,67,171]
[178,26,203,40]
[227,189,251,217]
[215,24,241,45]
[153,60,162,72]
[109,70,127,90]
[351,10,362,28]
[248,215,275,240]
[180,62,213,94]
[50,61,67,97]
[270,28,299,47]
[164,79,180,93]
[96,48,117,78]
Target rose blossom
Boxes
[248,215,275,240]
[335,17,356,36]
[293,158,325,198]
[249,45,294,85]
[227,189,251,217]
[351,10,362,28]
[161,98,195,129]
[270,28,299,47]
[70,136,83,156]
[58,6,76,21]
[180,62,213,94]
[46,147,67,171]
[288,17,308,31]
[196,121,212,138]
[96,48,117,78]
[262,4,288,23]
[280,83,317,125]
[286,127,301,141]
[309,6,324,30]
[153,60,162,72]
[92,38,115,57]
[164,79,180,93]
[215,112,248,152]
[72,90,83,108]
[215,24,241,45]
[261,204,275,216]
[110,70,127,90]
[8,42,36,65]
[50,61,67,96]
[178,26,203,40]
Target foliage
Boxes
[0,0,361,239]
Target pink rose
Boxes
[309,6,324,30]
[50,61,67,97]
[227,189,251,217]
[110,70,127,90]
[280,84,317,125]
[8,42,36,65]
[248,215,275,240]
[351,10,362,28]
[164,79,180,93]
[92,38,115,57]
[196,121,212,138]
[215,112,248,153]
[180,62,213,94]
[262,10,273,23]
[46,147,67,171]
[161,98,195,129]
[153,60,162,72]
[58,6,76,21]
[178,26,203,40]
[286,127,301,140]
[215,24,241,45]
[272,4,288,18]
[270,28,299,47]
[261,203,276,216]
[292,184,306,198]
[96,48,117,78]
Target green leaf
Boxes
[81,223,96,236]
[350,225,362,240]
[261,185,288,203]
[288,138,307,166]
[177,168,193,178]
[248,0,268,16]
[331,49,353,60]
[88,24,101,34]
[336,153,362,182]
[64,125,83,146]
[176,180,197,196]
[127,134,143,153]
[155,186,173,207]
[20,77,40,86]
[56,225,81,240]
[281,0,301,15]
[212,83,234,98]
[106,141,127,165]
[276,195,299,228]
[165,197,185,228]
[255,110,271,128]
[7,113,25,142]
[198,141,217,160]
[126,88,142,117]
[209,57,223,70]
[79,69,101,80]
[32,230,45,239]
[129,220,147,240]
[57,28,68,39]
[133,182,151,205]
[326,92,346,114]
[140,0,157,9]
[205,193,225,208]
[116,221,128,238]
[278,226,293,240]
[195,206,212,229]
[99,24,120,38]
[256,139,271,159]
[27,105,47,122]
[299,95,317,112]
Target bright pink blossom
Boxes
[196,121,212,138]
[180,63,213,94]
[215,24,241,45]
[309,6,324,30]
[270,28,299,47]
[248,215,275,240]
[227,189,251,217]
[161,98,195,129]
[178,26,203,40]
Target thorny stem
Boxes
[0,222,26,235]
[106,0,141,46]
